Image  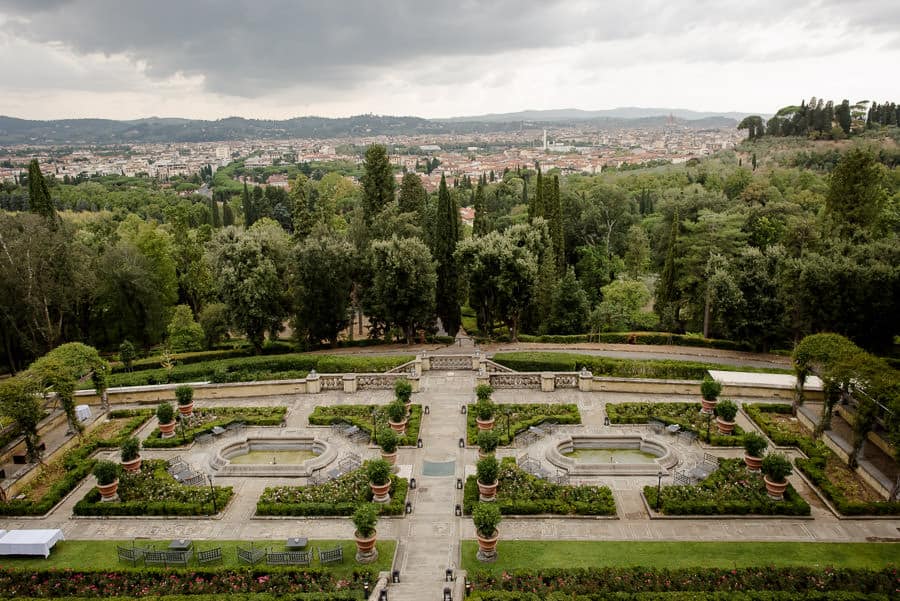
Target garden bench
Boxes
[166,456,184,468]
[666,424,681,435]
[703,453,720,467]
[237,546,265,565]
[308,470,326,485]
[673,469,692,486]
[528,425,548,438]
[648,419,665,434]
[343,425,360,439]
[339,453,361,471]
[266,550,311,566]
[197,547,223,565]
[317,546,343,565]
[182,473,206,486]
[172,468,194,482]
[144,549,191,567]
[116,545,145,566]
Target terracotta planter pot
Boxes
[388,418,407,435]
[477,479,498,502]
[97,479,119,502]
[404,401,412,416]
[716,418,735,435]
[700,399,718,414]
[121,456,143,474]
[354,530,378,563]
[743,454,763,472]
[381,450,397,467]
[370,480,392,503]
[476,530,499,562]
[177,402,194,417]
[476,416,495,431]
[158,420,177,439]
[764,476,788,500]
[477,449,495,460]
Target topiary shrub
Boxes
[386,400,407,423]
[394,378,412,404]
[476,384,494,402]
[120,436,141,462]
[762,453,793,483]
[352,503,378,537]
[156,402,175,424]
[174,385,194,406]
[378,428,399,454]
[477,429,500,454]
[743,432,768,458]
[475,400,495,421]
[715,399,738,422]
[93,460,120,486]
[472,502,501,537]
[366,459,392,486]
[476,455,499,485]
[701,376,722,401]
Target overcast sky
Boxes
[0,0,898,121]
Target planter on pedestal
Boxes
[352,504,379,564]
[476,455,499,502]
[473,503,501,563]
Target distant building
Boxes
[459,206,475,227]
[419,144,441,152]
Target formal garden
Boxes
[606,400,746,446]
[465,400,581,445]
[143,405,287,448]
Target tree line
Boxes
[739,96,899,141]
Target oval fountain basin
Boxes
[546,435,677,476]
[210,436,335,477]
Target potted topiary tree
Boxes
[475,383,493,403]
[473,502,501,562]
[477,429,500,459]
[156,402,177,439]
[367,459,393,503]
[761,453,793,501]
[120,436,142,473]
[395,378,413,414]
[175,385,195,417]
[715,399,738,435]
[94,459,120,502]
[742,432,768,472]
[352,503,379,563]
[387,400,408,435]
[475,400,496,431]
[378,428,399,468]
[700,376,722,414]
[476,455,499,502]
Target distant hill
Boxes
[440,106,758,123]
[0,109,740,145]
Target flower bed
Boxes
[0,410,153,517]
[466,567,896,596]
[745,404,900,516]
[462,458,614,515]
[73,459,233,516]
[465,403,581,445]
[308,404,422,446]
[643,458,810,516]
[469,591,894,600]
[257,463,408,516]
[143,406,287,448]
[606,401,745,446]
[0,567,375,598]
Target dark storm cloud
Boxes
[1,0,897,97]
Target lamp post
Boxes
[706,411,712,443]
[207,474,218,515]
[371,406,378,445]
[655,470,664,512]
[504,408,511,442]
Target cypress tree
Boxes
[434,174,461,336]
[529,168,544,220]
[521,177,528,207]
[291,174,314,240]
[223,202,235,226]
[210,198,221,227]
[654,209,680,323]
[361,144,394,226]
[27,159,56,223]
[242,182,256,227]
[473,180,488,236]
[547,175,565,275]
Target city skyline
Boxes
[1,0,898,120]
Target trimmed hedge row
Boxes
[308,404,422,447]
[257,475,409,517]
[516,332,752,351]
[470,592,893,601]
[745,404,900,516]
[99,354,414,388]
[466,567,897,595]
[0,567,375,598]
[491,352,789,380]
[0,411,153,516]
[143,407,287,448]
[465,403,580,445]
[462,458,615,516]
[0,596,360,601]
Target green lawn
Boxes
[1,539,395,576]
[461,541,899,573]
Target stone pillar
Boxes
[578,369,593,392]
[541,372,556,392]
[413,357,423,377]
[342,374,357,394]
[306,372,321,394]
[476,370,491,388]
[419,353,431,372]
[409,376,421,393]
[471,350,482,370]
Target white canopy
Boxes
[708,370,823,391]
[0,529,65,558]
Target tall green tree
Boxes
[434,174,461,336]
[27,159,56,223]
[291,174,314,240]
[546,267,589,334]
[364,236,436,343]
[473,180,489,236]
[241,182,256,227]
[654,210,679,327]
[545,175,565,274]
[293,234,356,346]
[623,224,651,279]
[166,304,205,352]
[222,202,235,226]
[529,168,545,220]
[398,172,427,219]
[824,147,887,238]
[361,144,395,226]
[0,376,45,462]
